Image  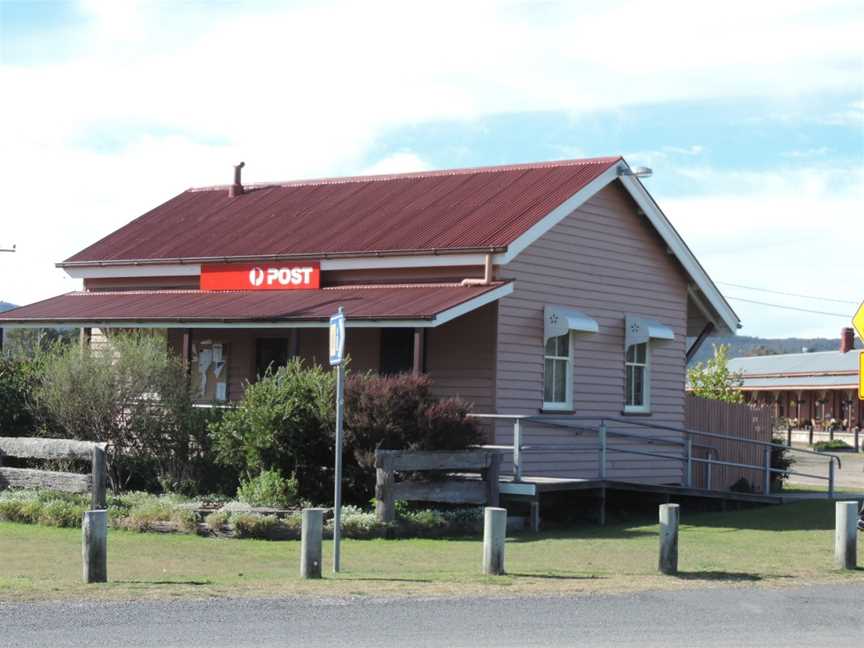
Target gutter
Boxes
[56,246,508,269]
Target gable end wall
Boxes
[494,181,689,483]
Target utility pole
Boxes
[0,244,15,353]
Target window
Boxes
[544,333,572,409]
[380,328,415,375]
[256,338,290,377]
[625,342,649,412]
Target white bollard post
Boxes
[834,501,858,570]
[301,508,325,579]
[82,510,108,583]
[658,503,679,575]
[483,507,507,575]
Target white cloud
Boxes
[360,152,431,175]
[658,165,862,338]
[781,147,831,158]
[819,98,864,126]
[624,144,706,169]
[0,0,862,307]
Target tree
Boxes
[0,355,40,436]
[2,327,78,358]
[34,332,211,492]
[687,344,744,403]
[746,345,780,357]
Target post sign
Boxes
[200,262,320,291]
[855,301,864,400]
[329,309,345,366]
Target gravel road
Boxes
[2,583,862,647]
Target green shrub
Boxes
[402,508,447,529]
[38,499,85,527]
[205,510,230,530]
[210,359,335,502]
[0,490,93,526]
[231,513,279,539]
[236,469,299,508]
[170,509,200,533]
[398,506,483,537]
[770,437,795,491]
[111,493,193,532]
[0,497,35,524]
[0,355,40,436]
[730,477,754,493]
[813,439,852,451]
[281,512,303,533]
[331,505,384,539]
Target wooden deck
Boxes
[499,475,783,504]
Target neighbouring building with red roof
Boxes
[0,157,741,485]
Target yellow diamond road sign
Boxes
[855,302,864,400]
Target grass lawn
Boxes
[1,500,862,602]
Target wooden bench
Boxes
[374,449,502,523]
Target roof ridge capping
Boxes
[187,156,623,192]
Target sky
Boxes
[0,0,862,338]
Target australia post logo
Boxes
[201,262,320,291]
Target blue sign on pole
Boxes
[329,308,345,366]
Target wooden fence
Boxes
[685,396,773,491]
[375,449,502,523]
[0,437,107,509]
[0,436,108,582]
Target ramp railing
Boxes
[470,414,843,496]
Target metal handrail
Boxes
[563,415,842,466]
[470,412,839,496]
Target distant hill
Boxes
[0,301,15,313]
[688,335,861,366]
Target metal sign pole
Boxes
[329,306,346,574]
[333,358,345,573]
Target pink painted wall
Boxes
[492,181,689,484]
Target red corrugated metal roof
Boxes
[63,158,621,264]
[0,283,509,324]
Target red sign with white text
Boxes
[200,262,320,291]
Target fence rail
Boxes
[0,436,108,508]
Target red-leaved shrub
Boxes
[344,373,481,470]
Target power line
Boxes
[725,295,851,318]
[717,281,857,305]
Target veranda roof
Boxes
[0,282,513,329]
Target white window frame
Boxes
[624,342,651,414]
[543,332,573,411]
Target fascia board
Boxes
[617,174,741,335]
[64,264,202,279]
[61,255,489,280]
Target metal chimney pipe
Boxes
[228,162,246,197]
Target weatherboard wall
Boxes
[493,181,689,484]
